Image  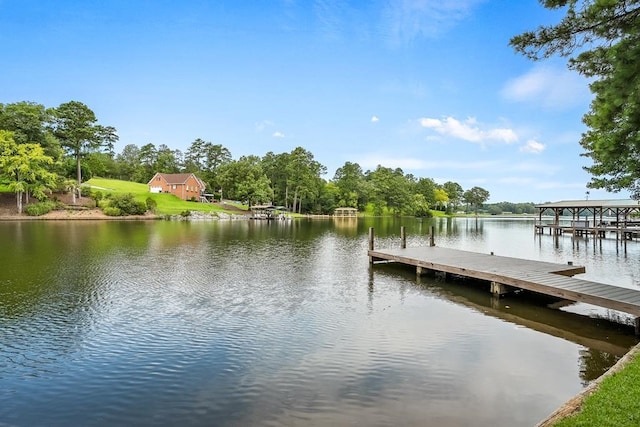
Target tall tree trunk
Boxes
[292,189,298,214]
[16,191,23,214]
[298,194,303,214]
[76,153,82,186]
[285,186,289,210]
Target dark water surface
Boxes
[1,217,638,426]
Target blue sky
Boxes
[0,0,627,203]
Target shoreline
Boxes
[537,341,640,426]
[0,208,160,221]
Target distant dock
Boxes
[368,227,640,333]
[534,199,640,240]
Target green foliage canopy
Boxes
[49,101,118,185]
[511,0,640,198]
[0,130,56,213]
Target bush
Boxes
[103,206,122,216]
[180,210,191,217]
[80,186,92,197]
[25,201,58,216]
[92,190,104,201]
[146,197,157,213]
[103,193,147,215]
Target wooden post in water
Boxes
[401,226,406,249]
[429,226,435,247]
[368,227,375,264]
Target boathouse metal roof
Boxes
[535,199,640,209]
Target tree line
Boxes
[0,99,514,215]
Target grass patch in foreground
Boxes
[554,353,640,427]
[85,177,243,215]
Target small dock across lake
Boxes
[368,227,640,333]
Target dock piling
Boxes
[429,226,435,247]
[368,227,375,264]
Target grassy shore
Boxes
[540,344,640,427]
[85,177,247,216]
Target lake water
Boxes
[1,217,638,427]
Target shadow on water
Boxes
[369,262,638,384]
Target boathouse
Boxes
[534,199,640,238]
[334,207,358,217]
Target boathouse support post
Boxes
[401,226,406,249]
[429,226,435,247]
[636,317,640,337]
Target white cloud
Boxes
[501,65,591,110]
[255,120,274,132]
[520,139,545,153]
[358,154,500,171]
[273,131,285,138]
[419,116,518,144]
[359,155,428,170]
[382,0,485,44]
[371,115,379,123]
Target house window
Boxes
[172,185,176,190]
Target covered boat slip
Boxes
[535,199,640,239]
[249,205,290,220]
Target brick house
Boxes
[147,173,207,201]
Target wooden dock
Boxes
[368,228,640,333]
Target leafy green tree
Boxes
[414,177,437,206]
[0,102,63,164]
[49,101,118,185]
[333,161,367,208]
[366,166,412,215]
[434,188,449,211]
[217,155,272,207]
[84,152,116,178]
[511,1,640,197]
[0,131,56,213]
[262,151,290,206]
[184,139,231,190]
[411,193,431,217]
[135,143,158,183]
[463,186,490,215]
[114,144,141,181]
[318,181,340,214]
[442,181,464,212]
[285,147,326,213]
[155,144,182,173]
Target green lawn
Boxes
[553,351,640,427]
[85,177,247,215]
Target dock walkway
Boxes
[369,244,640,330]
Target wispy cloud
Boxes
[273,131,285,138]
[313,0,346,40]
[382,0,485,44]
[357,154,499,171]
[419,116,518,144]
[255,120,274,132]
[520,139,545,153]
[371,115,379,123]
[501,65,591,110]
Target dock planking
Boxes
[368,241,640,331]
